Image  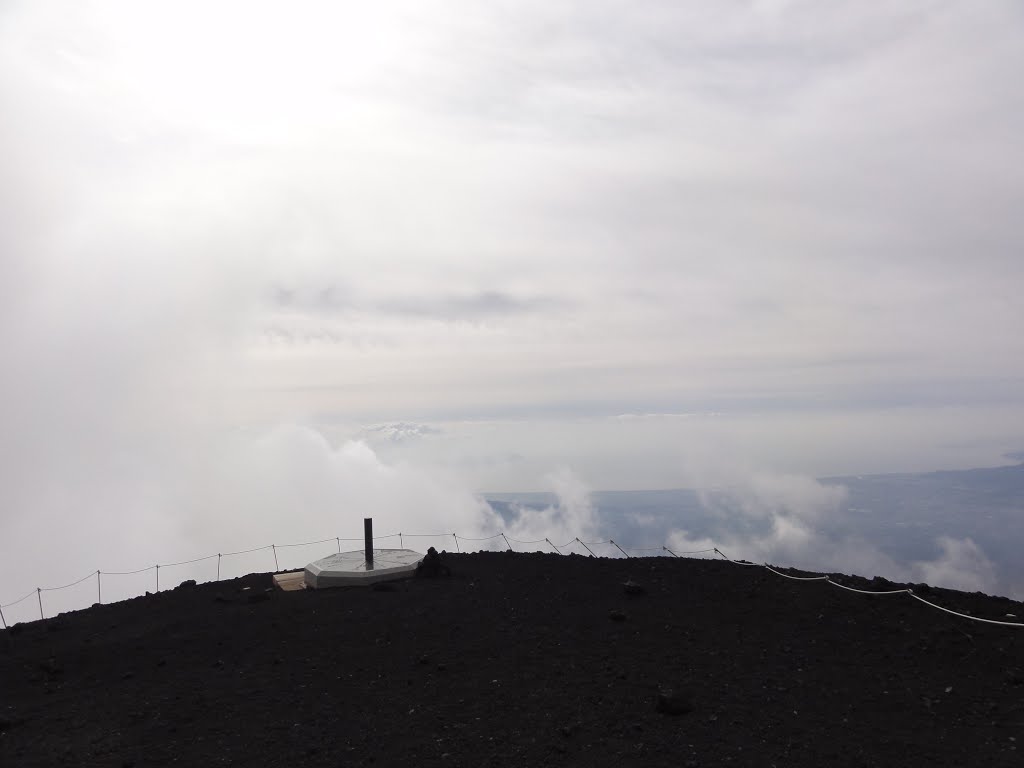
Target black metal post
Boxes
[364,518,373,565]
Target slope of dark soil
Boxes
[2,552,1023,767]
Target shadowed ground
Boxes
[2,552,1023,767]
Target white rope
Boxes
[714,547,760,565]
[275,537,335,549]
[908,592,1024,627]
[764,564,828,581]
[1,590,38,609]
[221,544,272,557]
[160,553,219,568]
[102,565,157,576]
[39,571,98,591]
[826,578,911,596]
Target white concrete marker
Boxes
[304,548,423,588]
[304,517,422,588]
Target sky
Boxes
[2,2,1024,613]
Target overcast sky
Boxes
[2,0,1023,509]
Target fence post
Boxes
[546,538,561,554]
[501,533,512,551]
[610,540,630,558]
[97,570,102,604]
[663,546,680,558]
[336,537,341,553]
[155,565,160,592]
[36,588,43,620]
[0,603,7,629]
[453,534,460,553]
[364,518,373,565]
[399,533,403,549]
[272,544,279,572]
[576,538,597,557]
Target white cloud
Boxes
[1,2,1023,614]
[911,537,999,594]
[504,467,602,549]
[669,470,1007,596]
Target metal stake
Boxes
[576,538,597,557]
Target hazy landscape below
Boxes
[488,462,1024,601]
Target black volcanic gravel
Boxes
[2,551,1023,767]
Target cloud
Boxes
[1,2,1023,616]
[668,470,1006,596]
[502,467,602,550]
[911,537,999,594]
[360,422,442,444]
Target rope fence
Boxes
[2,534,1022,631]
[711,548,1024,628]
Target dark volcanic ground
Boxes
[2,552,1023,767]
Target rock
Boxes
[623,580,647,596]
[175,579,197,590]
[656,689,694,716]
[416,547,451,578]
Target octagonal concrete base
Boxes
[304,548,424,588]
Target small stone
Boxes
[656,689,694,716]
[623,580,647,596]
